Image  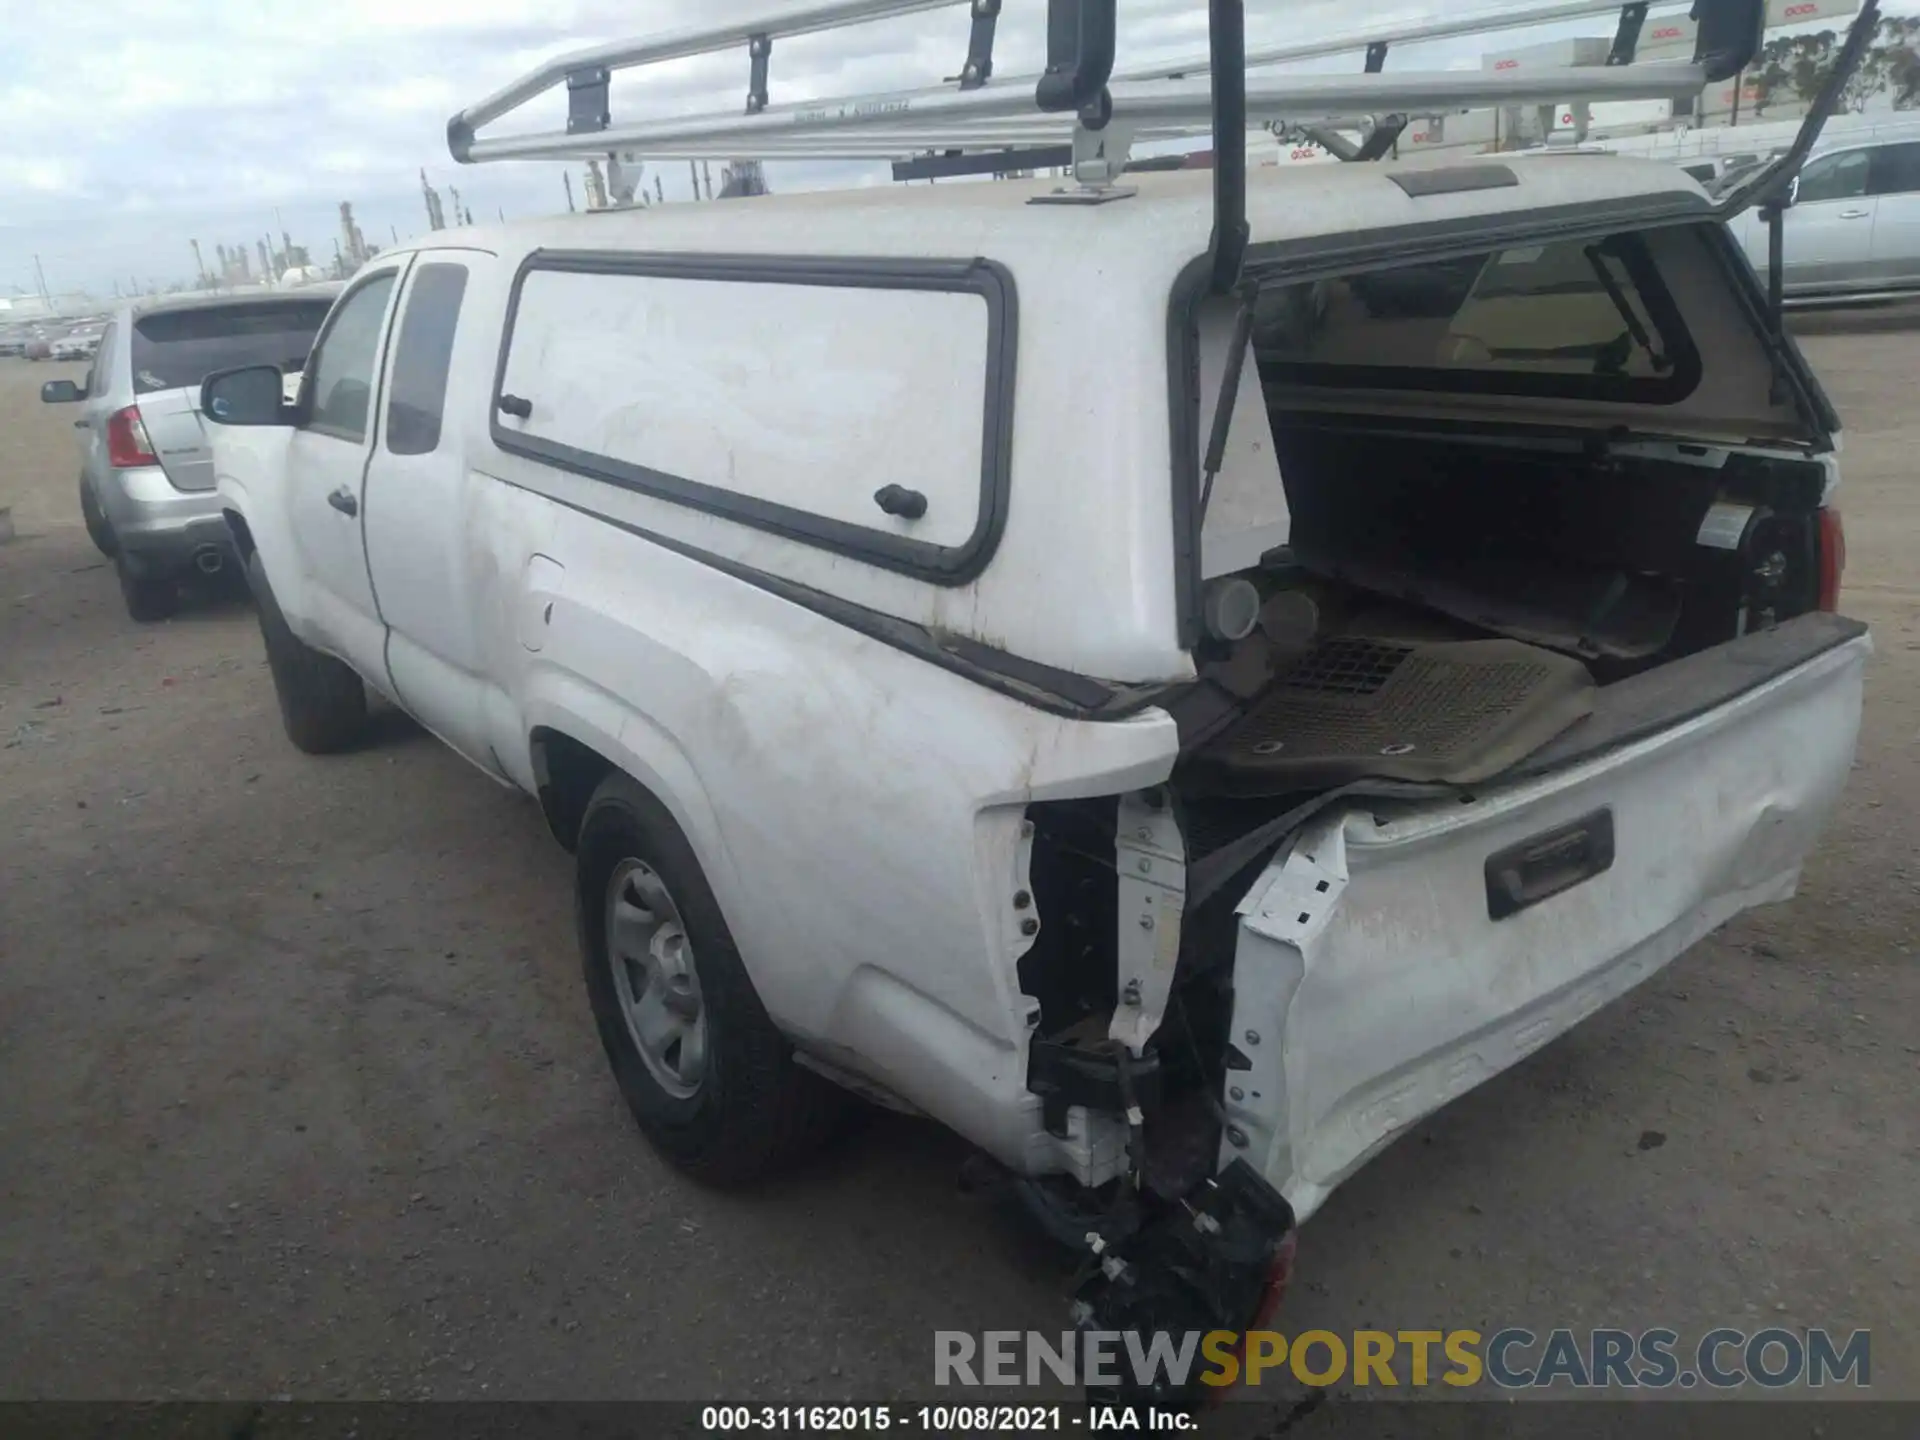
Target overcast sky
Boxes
[1,0,1909,299]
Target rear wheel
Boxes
[79,478,116,557]
[116,555,176,623]
[576,771,844,1183]
[247,552,366,754]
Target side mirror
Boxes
[201,365,291,427]
[40,379,82,404]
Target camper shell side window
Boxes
[488,251,1017,585]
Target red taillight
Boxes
[1201,1232,1298,1411]
[106,405,156,468]
[1817,506,1846,612]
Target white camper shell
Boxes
[203,0,1873,1388]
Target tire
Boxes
[246,552,366,754]
[576,772,844,1183]
[116,555,177,623]
[80,478,116,557]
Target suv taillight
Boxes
[106,405,156,468]
[1817,506,1846,613]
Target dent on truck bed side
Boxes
[486,470,1184,1159]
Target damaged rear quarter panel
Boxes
[510,484,1181,1162]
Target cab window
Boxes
[384,264,469,456]
[1868,141,1920,198]
[304,274,398,443]
[1797,150,1870,204]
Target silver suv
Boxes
[1729,134,1920,305]
[40,290,337,620]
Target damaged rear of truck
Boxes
[998,178,1870,1383]
[971,3,1883,1397]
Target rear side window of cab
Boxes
[386,263,470,456]
[487,252,1016,584]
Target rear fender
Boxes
[519,667,736,918]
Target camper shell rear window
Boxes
[1251,232,1701,405]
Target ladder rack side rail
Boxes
[461,112,1409,163]
[457,61,1715,166]
[450,0,965,153]
[1118,0,1684,83]
[1144,63,1710,121]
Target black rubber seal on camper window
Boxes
[488,250,1017,586]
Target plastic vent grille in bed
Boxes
[1274,638,1413,696]
[1191,636,1597,792]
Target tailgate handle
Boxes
[1485,808,1615,921]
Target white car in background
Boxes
[50,329,102,361]
[1729,132,1920,304]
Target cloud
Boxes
[3,0,1912,297]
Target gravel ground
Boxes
[0,319,1915,1416]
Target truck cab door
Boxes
[1781,148,1876,293]
[1866,141,1920,289]
[283,264,409,687]
[359,253,504,776]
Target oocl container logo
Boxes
[1783,2,1822,17]
[1495,58,1519,69]
[1650,25,1685,39]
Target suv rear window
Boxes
[1251,233,1700,404]
[130,301,332,395]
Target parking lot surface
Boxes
[1,322,1915,1408]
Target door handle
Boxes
[72,419,88,429]
[327,488,359,518]
[1839,209,1871,219]
[1485,808,1615,920]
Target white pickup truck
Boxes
[205,148,1868,1358]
